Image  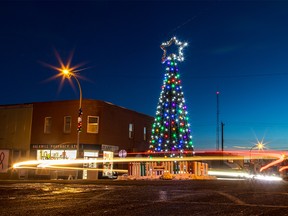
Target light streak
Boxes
[13,156,246,169]
[13,160,128,173]
[208,171,282,181]
[279,166,288,172]
[13,150,287,177]
[208,170,250,178]
[259,154,285,172]
[252,175,282,181]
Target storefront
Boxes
[31,144,119,179]
[31,144,77,178]
[83,150,99,180]
[32,144,77,160]
[101,144,119,178]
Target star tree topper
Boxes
[160,37,188,63]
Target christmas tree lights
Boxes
[149,37,194,157]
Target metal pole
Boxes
[249,145,255,163]
[216,91,220,151]
[73,76,82,108]
[221,122,224,151]
[249,145,257,175]
[72,75,82,159]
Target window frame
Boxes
[129,123,134,139]
[63,116,72,133]
[143,126,147,141]
[87,116,99,134]
[44,117,52,134]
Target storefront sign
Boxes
[50,144,77,149]
[0,150,9,173]
[32,144,49,149]
[102,144,119,152]
[31,144,77,150]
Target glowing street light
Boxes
[60,68,83,159]
[250,141,265,162]
[248,141,266,175]
[42,50,87,159]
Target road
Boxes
[0,179,288,215]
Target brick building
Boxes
[0,99,153,179]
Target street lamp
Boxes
[43,51,86,160]
[249,142,265,175]
[61,68,83,159]
[249,141,264,162]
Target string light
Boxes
[160,36,188,63]
[150,37,194,157]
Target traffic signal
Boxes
[78,108,83,132]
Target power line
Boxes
[182,72,288,79]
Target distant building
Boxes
[0,99,153,179]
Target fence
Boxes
[128,161,208,177]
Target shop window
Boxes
[103,151,114,177]
[37,150,76,160]
[64,116,71,133]
[129,123,134,139]
[143,127,147,141]
[87,116,99,133]
[44,117,52,134]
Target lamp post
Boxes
[43,50,87,175]
[62,69,82,159]
[249,142,264,175]
[249,142,264,162]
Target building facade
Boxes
[0,99,153,179]
[0,104,33,178]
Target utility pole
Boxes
[221,122,225,151]
[216,91,220,151]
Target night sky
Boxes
[1,0,288,151]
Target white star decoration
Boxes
[160,37,188,63]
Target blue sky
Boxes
[1,0,288,150]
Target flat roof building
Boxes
[0,99,153,179]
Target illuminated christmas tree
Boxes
[149,37,194,157]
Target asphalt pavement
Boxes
[0,179,288,215]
